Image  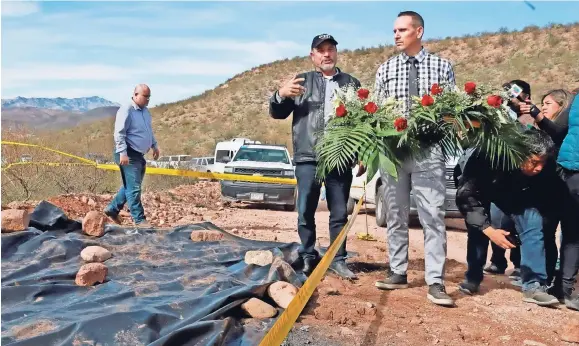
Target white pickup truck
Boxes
[348,155,464,227]
[220,144,297,211]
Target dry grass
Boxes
[3,24,579,201]
[1,129,194,203]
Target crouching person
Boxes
[456,129,562,307]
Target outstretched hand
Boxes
[278,75,306,98]
[483,226,516,250]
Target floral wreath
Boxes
[315,81,531,181]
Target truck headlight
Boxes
[283,170,294,177]
[224,167,234,173]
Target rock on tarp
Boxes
[1,201,305,345]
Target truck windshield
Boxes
[233,148,289,164]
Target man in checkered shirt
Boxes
[373,11,456,307]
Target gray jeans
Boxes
[381,147,447,285]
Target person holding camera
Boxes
[481,80,535,281]
[522,89,574,145]
[456,129,562,307]
[518,88,578,311]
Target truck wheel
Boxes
[346,197,356,215]
[375,185,388,227]
[284,203,296,212]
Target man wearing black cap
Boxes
[268,34,362,279]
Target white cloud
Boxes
[1,1,40,17]
[2,64,130,86]
[2,58,253,87]
[138,58,248,77]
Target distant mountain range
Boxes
[1,96,121,130]
[1,96,120,112]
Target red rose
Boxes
[393,117,408,132]
[430,83,443,95]
[336,103,347,117]
[364,102,378,114]
[421,95,434,106]
[357,88,370,100]
[464,82,476,95]
[487,95,503,108]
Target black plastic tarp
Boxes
[1,201,306,345]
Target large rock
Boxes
[267,257,300,287]
[267,281,298,309]
[1,209,30,233]
[82,211,106,237]
[241,298,277,319]
[80,246,111,263]
[245,250,274,266]
[190,230,224,242]
[75,263,108,286]
[560,320,579,343]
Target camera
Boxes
[504,83,541,118]
[506,231,522,247]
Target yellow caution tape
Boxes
[258,194,365,346]
[1,141,367,188]
[1,141,96,164]
[2,140,369,343]
[1,161,97,171]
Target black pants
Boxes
[490,241,521,270]
[295,162,353,262]
[560,169,579,291]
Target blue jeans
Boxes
[295,162,352,263]
[105,147,147,224]
[466,203,548,291]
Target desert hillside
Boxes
[15,23,579,158]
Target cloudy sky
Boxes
[2,1,578,106]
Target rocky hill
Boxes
[1,106,119,131]
[1,96,119,112]
[33,23,579,157]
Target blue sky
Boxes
[2,1,578,106]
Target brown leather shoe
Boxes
[104,209,122,225]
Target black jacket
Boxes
[269,68,361,163]
[537,94,575,147]
[455,150,564,233]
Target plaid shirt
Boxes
[374,47,456,115]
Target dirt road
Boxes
[8,183,578,345]
[215,202,578,346]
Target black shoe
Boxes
[375,271,409,290]
[522,285,560,307]
[563,288,579,311]
[302,256,320,276]
[427,283,454,306]
[329,261,357,280]
[458,280,480,295]
[483,263,505,275]
[508,268,521,280]
[547,283,564,302]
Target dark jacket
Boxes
[269,68,361,163]
[537,93,575,147]
[455,150,563,233]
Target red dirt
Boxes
[6,182,579,345]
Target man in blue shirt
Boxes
[104,84,160,227]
